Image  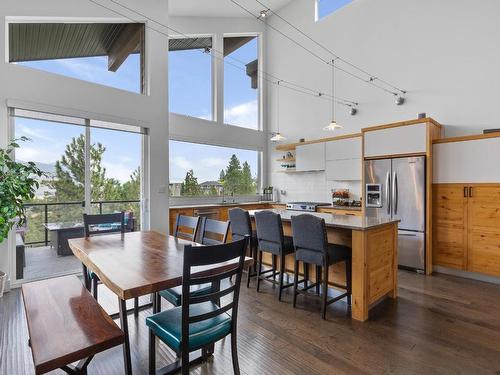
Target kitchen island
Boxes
[249,209,400,321]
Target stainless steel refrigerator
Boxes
[365,156,426,271]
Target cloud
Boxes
[17,124,54,142]
[103,162,135,183]
[224,100,258,128]
[171,156,193,170]
[54,57,107,81]
[200,157,226,168]
[16,146,59,164]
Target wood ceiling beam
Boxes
[107,24,143,72]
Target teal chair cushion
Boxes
[159,284,212,307]
[146,302,232,352]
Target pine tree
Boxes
[219,169,225,182]
[222,154,242,194]
[181,169,201,196]
[240,161,256,194]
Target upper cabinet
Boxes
[433,135,500,183]
[364,123,428,158]
[325,137,361,160]
[325,136,362,180]
[295,143,325,172]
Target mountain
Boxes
[19,160,56,175]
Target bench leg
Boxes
[119,297,133,375]
[61,355,94,374]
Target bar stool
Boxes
[228,208,258,288]
[254,210,294,301]
[290,214,352,319]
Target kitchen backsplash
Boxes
[272,170,361,203]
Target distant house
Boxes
[169,182,182,197]
[199,180,223,195]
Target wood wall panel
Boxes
[432,184,468,270]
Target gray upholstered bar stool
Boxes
[229,208,258,288]
[254,210,295,301]
[290,214,352,319]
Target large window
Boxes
[169,37,213,120]
[169,140,260,197]
[12,109,144,282]
[224,36,259,130]
[9,23,144,93]
[316,0,353,21]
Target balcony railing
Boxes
[22,200,141,246]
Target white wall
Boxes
[267,0,500,200]
[0,0,169,287]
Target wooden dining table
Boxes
[68,230,252,375]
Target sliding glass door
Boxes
[11,109,146,283]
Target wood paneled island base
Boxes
[249,210,399,321]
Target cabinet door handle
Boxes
[469,186,473,198]
[464,186,468,198]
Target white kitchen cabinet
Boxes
[326,159,362,180]
[325,137,362,160]
[433,137,500,183]
[295,143,325,172]
[364,123,427,158]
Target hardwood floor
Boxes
[2,270,500,374]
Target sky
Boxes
[317,0,353,20]
[16,39,259,187]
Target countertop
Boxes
[248,209,399,231]
[169,201,278,209]
[320,205,363,211]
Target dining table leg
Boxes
[118,297,133,375]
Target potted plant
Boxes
[0,137,44,297]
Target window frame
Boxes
[6,17,148,95]
[168,33,216,121]
[168,138,262,199]
[222,32,263,131]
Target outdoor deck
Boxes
[23,245,81,281]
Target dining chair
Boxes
[159,218,230,308]
[83,212,139,317]
[290,214,352,319]
[254,210,295,301]
[228,208,258,288]
[146,237,249,375]
[173,214,201,242]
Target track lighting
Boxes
[259,9,269,18]
[349,107,357,116]
[395,95,405,105]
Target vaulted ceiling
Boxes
[168,0,293,17]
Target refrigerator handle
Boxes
[393,172,398,215]
[385,172,391,215]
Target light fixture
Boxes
[323,59,344,131]
[395,95,405,105]
[349,107,357,116]
[260,9,269,18]
[270,81,286,142]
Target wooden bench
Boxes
[22,275,125,374]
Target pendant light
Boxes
[270,80,286,142]
[323,59,343,131]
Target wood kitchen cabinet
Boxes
[432,184,468,270]
[295,143,325,172]
[433,184,500,277]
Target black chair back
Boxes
[228,208,252,241]
[174,214,201,242]
[254,210,285,252]
[180,237,249,353]
[200,218,230,245]
[83,212,125,237]
[290,214,328,254]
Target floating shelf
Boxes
[276,168,298,173]
[276,158,296,162]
